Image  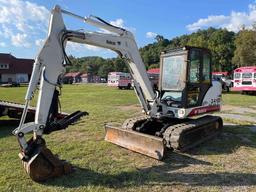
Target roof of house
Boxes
[147,68,160,74]
[81,73,88,78]
[0,53,34,74]
[64,72,82,78]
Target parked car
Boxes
[212,72,232,92]
[107,72,132,89]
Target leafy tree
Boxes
[148,63,159,69]
[98,59,114,78]
[232,29,256,67]
[114,57,128,72]
[208,29,235,71]
[155,35,164,42]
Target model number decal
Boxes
[210,98,221,106]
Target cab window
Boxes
[189,50,200,83]
[162,55,185,90]
[202,53,211,82]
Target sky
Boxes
[0,0,256,59]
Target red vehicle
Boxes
[212,71,228,78]
[212,71,232,92]
[232,66,256,94]
[107,72,132,89]
[147,68,160,89]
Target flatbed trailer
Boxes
[0,100,68,121]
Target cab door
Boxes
[185,48,212,108]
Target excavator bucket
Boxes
[20,145,73,182]
[17,111,87,182]
[105,124,165,160]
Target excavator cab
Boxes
[159,46,212,109]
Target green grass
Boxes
[222,92,256,107]
[0,84,256,192]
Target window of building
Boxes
[0,63,9,69]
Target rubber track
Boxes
[163,115,223,151]
[122,115,148,130]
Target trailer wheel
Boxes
[127,83,131,90]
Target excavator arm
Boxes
[13,5,159,181]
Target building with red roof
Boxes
[147,68,160,89]
[147,68,160,74]
[0,53,34,83]
[63,72,82,83]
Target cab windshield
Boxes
[161,54,186,90]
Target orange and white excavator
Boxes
[13,5,223,181]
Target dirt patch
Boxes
[222,105,256,114]
[117,104,141,112]
[218,113,256,124]
[222,105,237,111]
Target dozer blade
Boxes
[20,146,73,182]
[105,124,165,160]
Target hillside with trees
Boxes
[66,27,256,78]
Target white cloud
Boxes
[187,15,229,31]
[66,42,104,52]
[65,41,114,57]
[0,0,126,57]
[11,33,31,48]
[84,45,102,51]
[0,0,49,47]
[146,32,157,38]
[187,3,256,32]
[110,18,124,28]
[35,39,45,47]
[0,42,6,47]
[1,24,13,38]
[99,18,136,34]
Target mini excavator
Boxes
[13,5,223,181]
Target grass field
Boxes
[0,84,256,192]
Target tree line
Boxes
[66,27,256,78]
